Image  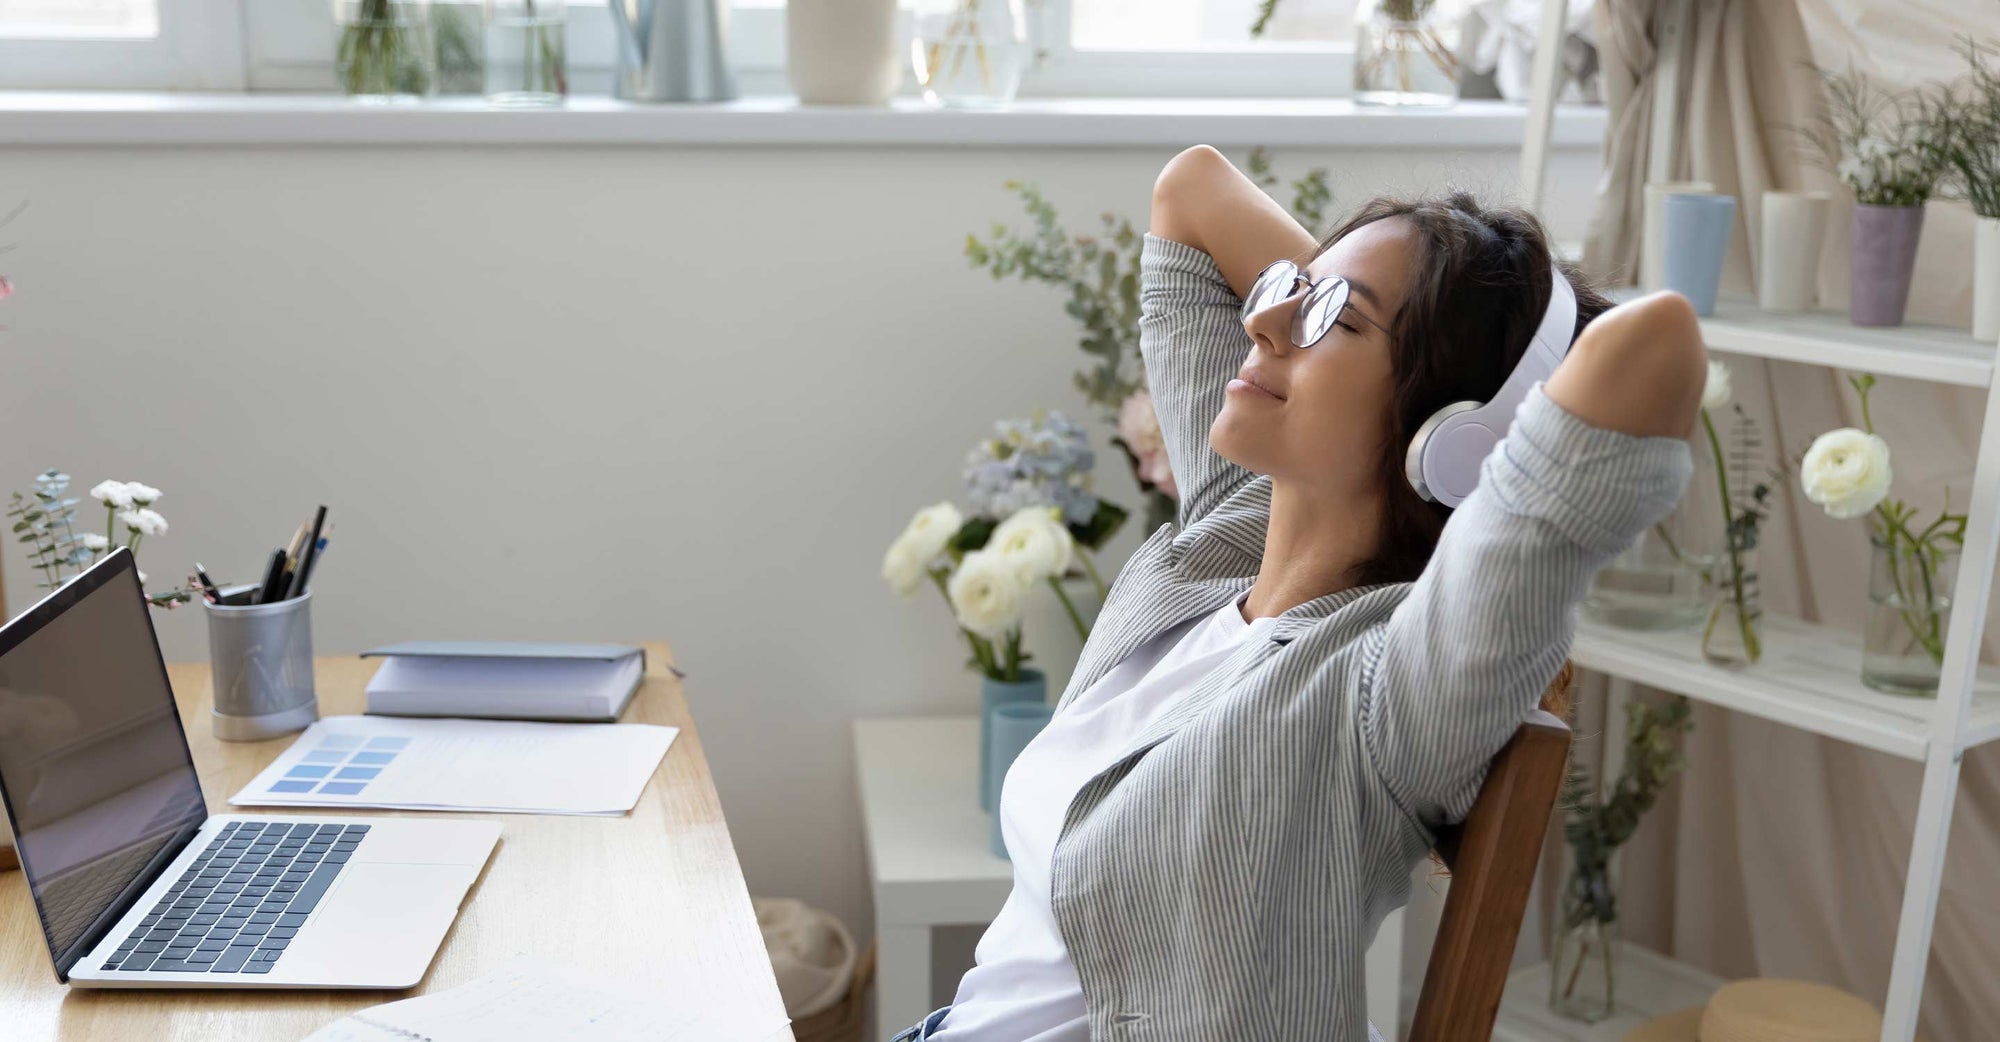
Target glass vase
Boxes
[1352,0,1459,108]
[1700,529,1761,667]
[910,0,1029,108]
[1549,913,1617,1022]
[484,0,566,106]
[1863,532,1957,697]
[335,0,436,101]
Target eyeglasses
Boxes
[1241,259,1389,348]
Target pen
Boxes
[193,563,221,603]
[255,548,290,605]
[289,506,329,599]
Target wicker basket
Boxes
[792,942,876,1042]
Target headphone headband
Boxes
[1403,264,1577,507]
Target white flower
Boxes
[1855,135,1893,161]
[880,540,927,597]
[948,549,1027,641]
[882,502,964,597]
[119,508,168,537]
[989,506,1074,586]
[124,482,161,505]
[1801,428,1893,520]
[78,534,109,551]
[137,570,147,584]
[90,480,135,508]
[1701,361,1732,412]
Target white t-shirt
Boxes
[931,597,1277,1042]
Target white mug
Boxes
[1759,190,1831,313]
[1642,181,1716,292]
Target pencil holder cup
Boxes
[206,592,318,742]
[1662,192,1737,316]
[987,701,1053,860]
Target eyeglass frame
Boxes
[1240,259,1392,348]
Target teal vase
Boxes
[987,700,1055,859]
[980,669,1045,812]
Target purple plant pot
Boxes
[1850,203,1925,327]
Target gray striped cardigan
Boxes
[927,236,1691,1041]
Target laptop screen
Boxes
[0,550,206,977]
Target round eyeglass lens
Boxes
[1243,261,1300,318]
[1293,276,1351,347]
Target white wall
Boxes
[0,140,1599,959]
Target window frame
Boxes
[0,0,245,90]
[1,0,1359,98]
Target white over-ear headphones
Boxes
[1402,264,1577,507]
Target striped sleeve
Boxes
[1139,233,1257,530]
[1359,387,1692,824]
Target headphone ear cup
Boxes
[1405,401,1482,503]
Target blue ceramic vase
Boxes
[987,700,1055,859]
[980,669,1045,811]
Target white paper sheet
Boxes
[230,716,676,816]
[301,955,789,1042]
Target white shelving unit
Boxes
[1503,2,2000,1037]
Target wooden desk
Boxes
[0,642,793,1041]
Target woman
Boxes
[898,147,1704,1042]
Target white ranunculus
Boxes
[124,482,162,505]
[896,502,963,564]
[1701,361,1731,412]
[990,506,1074,586]
[880,539,927,597]
[78,534,109,551]
[90,480,134,508]
[1801,428,1893,520]
[119,508,169,537]
[948,549,1027,641]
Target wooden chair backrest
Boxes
[1407,709,1573,1041]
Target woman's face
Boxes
[1211,216,1417,496]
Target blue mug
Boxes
[987,701,1055,860]
[1661,193,1738,316]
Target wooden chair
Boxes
[1407,708,1573,1041]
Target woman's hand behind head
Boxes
[1543,290,1708,441]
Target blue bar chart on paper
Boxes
[230,716,678,816]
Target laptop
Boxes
[0,548,499,988]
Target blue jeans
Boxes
[888,1006,950,1041]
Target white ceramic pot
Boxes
[786,0,902,106]
[1975,215,2000,344]
[1758,190,1830,313]
[1642,181,1715,292]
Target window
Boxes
[0,0,242,89]
[1028,0,1356,98]
[1070,0,1350,52]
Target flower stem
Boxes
[1078,550,1108,600]
[1700,408,1761,661]
[1048,577,1089,641]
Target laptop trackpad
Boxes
[275,862,468,988]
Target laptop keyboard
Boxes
[97,821,367,976]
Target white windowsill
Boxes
[0,92,1608,148]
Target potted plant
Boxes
[1798,65,1952,327]
[1800,375,1964,696]
[1939,36,2000,342]
[9,471,200,609]
[882,411,1127,810]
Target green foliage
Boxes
[1938,35,2000,218]
[8,470,194,608]
[1560,696,1694,928]
[1797,63,1954,207]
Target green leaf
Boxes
[1069,499,1129,551]
[950,516,996,554]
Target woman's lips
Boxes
[1228,375,1285,401]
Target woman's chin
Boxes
[1209,413,1273,474]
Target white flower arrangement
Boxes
[9,471,196,608]
[1801,375,1964,670]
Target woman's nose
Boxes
[1242,292,1301,356]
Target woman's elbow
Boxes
[1151,144,1229,248]
[1544,290,1708,439]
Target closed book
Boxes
[361,642,647,723]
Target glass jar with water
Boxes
[1585,438,1719,631]
[484,0,567,106]
[910,0,1030,107]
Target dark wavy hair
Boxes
[1315,191,1611,593]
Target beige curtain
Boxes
[1575,1,1999,1037]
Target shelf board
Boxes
[1494,943,1724,1042]
[1607,290,1995,387]
[1573,614,2000,761]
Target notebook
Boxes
[361,642,649,722]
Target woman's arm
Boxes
[1141,146,1316,528]
[1359,292,1705,825]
